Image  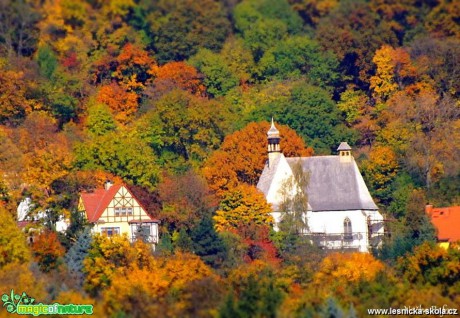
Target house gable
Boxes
[79,185,155,224]
[99,185,152,223]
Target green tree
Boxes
[85,102,117,137]
[234,0,302,61]
[248,82,356,154]
[173,228,194,252]
[378,189,436,262]
[221,263,284,318]
[74,130,160,190]
[191,214,227,268]
[259,36,340,89]
[157,232,174,255]
[189,49,239,97]
[36,44,58,80]
[146,0,231,63]
[147,90,229,170]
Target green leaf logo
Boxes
[1,289,35,314]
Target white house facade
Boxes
[257,121,384,252]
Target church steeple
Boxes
[267,118,281,167]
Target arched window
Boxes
[344,217,352,240]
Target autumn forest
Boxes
[0,0,459,317]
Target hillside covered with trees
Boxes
[0,0,459,316]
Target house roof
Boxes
[427,206,460,242]
[80,184,157,223]
[81,184,122,222]
[257,155,378,212]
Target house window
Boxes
[101,227,120,237]
[114,207,133,216]
[344,218,352,240]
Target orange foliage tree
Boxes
[96,83,139,123]
[92,43,156,89]
[203,121,313,197]
[151,61,206,96]
[0,68,35,126]
[32,230,65,272]
[158,170,217,231]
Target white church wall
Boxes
[270,209,381,252]
[266,155,293,205]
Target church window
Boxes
[344,218,352,240]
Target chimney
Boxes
[105,180,113,190]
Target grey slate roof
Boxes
[257,155,281,197]
[287,156,378,211]
[337,142,352,151]
[257,154,378,212]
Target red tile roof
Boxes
[81,184,159,223]
[426,205,460,243]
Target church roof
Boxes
[257,155,282,197]
[257,155,378,212]
[267,118,280,138]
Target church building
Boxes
[257,121,384,252]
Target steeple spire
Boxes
[267,118,281,167]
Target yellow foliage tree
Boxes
[103,252,215,317]
[0,206,30,268]
[82,234,135,296]
[362,145,399,205]
[370,45,416,103]
[313,252,385,286]
[213,184,273,238]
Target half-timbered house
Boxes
[79,182,159,245]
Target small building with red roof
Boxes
[426,205,460,248]
[78,181,159,245]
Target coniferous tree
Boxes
[321,297,344,318]
[64,227,92,287]
[190,214,227,268]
